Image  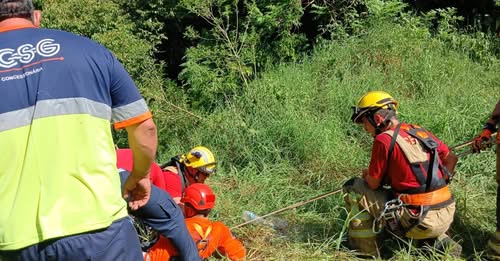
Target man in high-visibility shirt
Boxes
[0,1,157,260]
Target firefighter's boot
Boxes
[345,192,379,257]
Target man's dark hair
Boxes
[0,0,33,22]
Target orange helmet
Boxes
[181,183,216,211]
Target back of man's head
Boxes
[0,0,33,22]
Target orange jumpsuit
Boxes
[145,217,246,261]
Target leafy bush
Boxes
[39,0,175,148]
[178,0,309,110]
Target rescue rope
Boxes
[231,188,343,230]
[451,132,497,157]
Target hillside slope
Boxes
[183,18,500,261]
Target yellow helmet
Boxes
[351,91,398,123]
[182,146,217,175]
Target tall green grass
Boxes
[157,13,498,261]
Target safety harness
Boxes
[375,124,454,235]
[161,155,189,193]
[193,223,212,252]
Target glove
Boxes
[472,129,492,153]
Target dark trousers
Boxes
[0,217,142,261]
[119,170,200,261]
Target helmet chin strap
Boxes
[184,205,197,218]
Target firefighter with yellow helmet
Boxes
[160,146,217,204]
[344,91,461,257]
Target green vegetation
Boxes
[37,0,499,259]
[203,14,498,259]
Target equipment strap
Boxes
[385,125,449,194]
[387,124,401,162]
[384,123,402,187]
[193,223,212,251]
[174,160,188,193]
[396,186,452,206]
[406,127,444,191]
[160,155,189,193]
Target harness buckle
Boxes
[372,196,405,235]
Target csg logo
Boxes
[0,39,60,69]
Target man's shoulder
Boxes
[162,166,179,175]
[375,131,393,144]
[211,220,230,231]
[379,123,421,139]
[186,217,211,226]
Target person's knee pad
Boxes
[344,191,378,254]
[344,191,362,212]
[347,211,379,257]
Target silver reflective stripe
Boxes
[349,228,377,238]
[34,98,111,120]
[0,97,111,132]
[0,106,35,131]
[112,99,149,124]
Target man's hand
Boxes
[472,129,492,153]
[123,174,151,211]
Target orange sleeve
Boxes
[145,236,178,261]
[215,222,246,261]
[113,111,153,129]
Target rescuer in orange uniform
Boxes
[145,183,246,261]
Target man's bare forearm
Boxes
[126,118,158,178]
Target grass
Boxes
[152,11,498,261]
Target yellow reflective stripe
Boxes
[193,223,204,237]
[0,114,126,250]
[204,225,212,238]
[349,229,377,238]
[193,223,212,239]
[347,192,362,214]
